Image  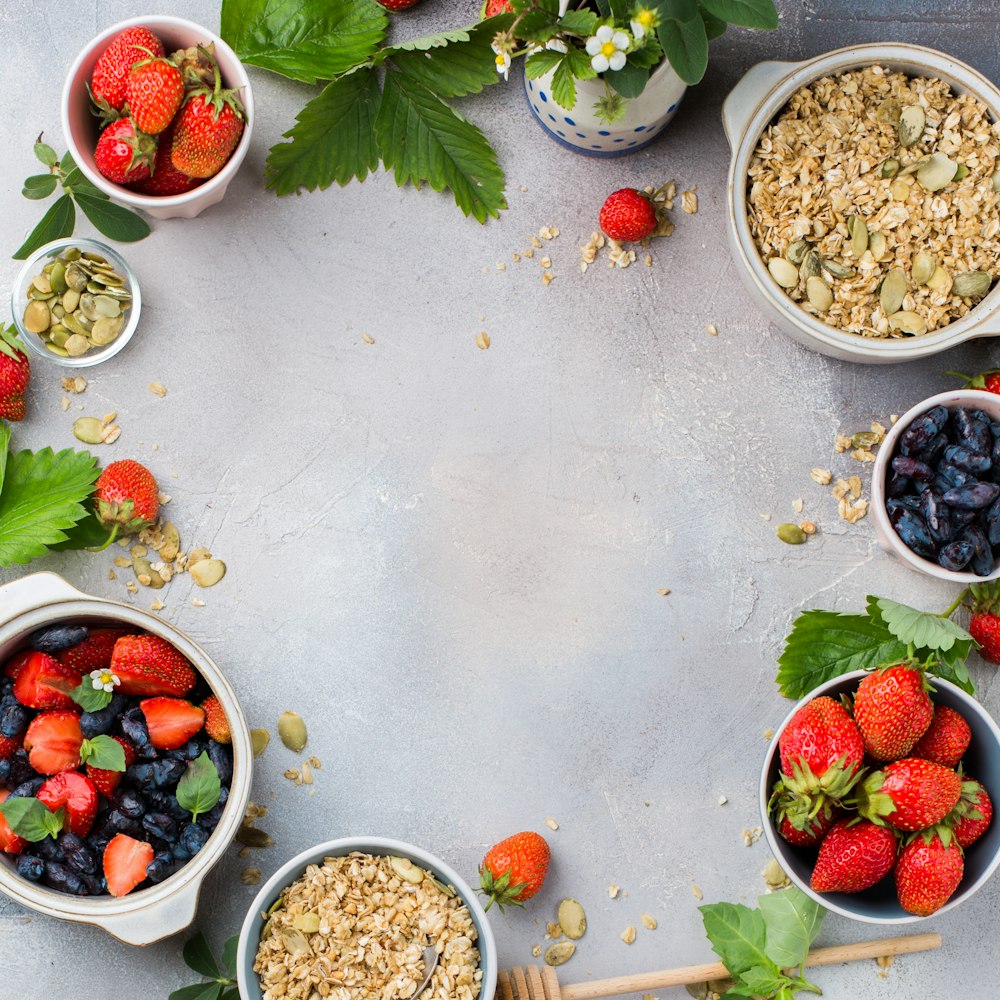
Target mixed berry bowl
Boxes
[0,572,251,944]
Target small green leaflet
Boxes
[0,446,100,566]
[176,751,221,821]
[183,931,221,979]
[13,194,75,260]
[657,15,708,85]
[698,0,778,29]
[22,174,58,200]
[0,797,64,841]
[170,931,240,1000]
[725,968,789,997]
[700,6,729,39]
[698,901,771,976]
[75,193,151,243]
[34,140,57,167]
[869,596,974,654]
[79,734,126,771]
[70,678,114,713]
[168,984,223,1000]
[558,8,598,34]
[757,887,825,968]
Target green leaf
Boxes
[79,734,126,771]
[726,968,789,996]
[59,149,108,199]
[384,28,473,53]
[700,6,729,39]
[34,141,57,167]
[525,49,565,79]
[609,62,652,98]
[391,22,508,99]
[559,9,598,34]
[222,934,239,978]
[0,446,100,566]
[375,69,506,224]
[12,194,75,260]
[657,15,708,85]
[551,56,578,110]
[70,679,114,713]
[168,984,224,1000]
[758,887,825,969]
[74,193,151,243]
[220,0,388,85]
[219,990,240,1000]
[176,752,222,822]
[658,0,699,20]
[0,797,64,841]
[698,0,778,29]
[699,902,773,977]
[776,610,909,699]
[49,504,114,552]
[22,174,58,200]
[266,69,380,196]
[934,644,975,695]
[0,423,9,496]
[183,931,220,979]
[870,596,974,654]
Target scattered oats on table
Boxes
[361,332,375,344]
[690,884,703,901]
[656,587,671,596]
[148,381,167,397]
[608,883,620,899]
[810,467,833,485]
[476,332,491,351]
[681,189,698,214]
[641,913,658,929]
[545,817,559,831]
[620,925,636,945]
[61,376,87,393]
[706,323,718,336]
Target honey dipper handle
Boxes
[559,933,942,1000]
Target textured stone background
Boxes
[0,0,998,995]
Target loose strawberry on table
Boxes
[479,831,550,910]
[94,459,160,541]
[967,583,1000,664]
[599,189,657,243]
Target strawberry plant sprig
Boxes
[170,931,239,1000]
[14,134,150,259]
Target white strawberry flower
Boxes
[491,41,512,81]
[585,25,630,73]
[90,668,120,692]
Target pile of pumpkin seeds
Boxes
[22,247,132,357]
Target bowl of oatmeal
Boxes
[724,43,1000,363]
[237,838,496,1000]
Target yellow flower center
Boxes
[637,10,654,27]
[601,41,617,57]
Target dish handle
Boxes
[92,881,203,946]
[0,571,96,624]
[722,59,799,150]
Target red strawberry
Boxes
[967,583,1000,665]
[132,125,203,196]
[377,0,422,8]
[90,26,165,112]
[170,55,246,180]
[853,664,933,761]
[599,189,657,242]
[949,777,993,849]
[810,819,897,893]
[856,758,962,832]
[484,0,513,13]
[946,369,1000,395]
[778,696,865,788]
[895,829,964,917]
[125,56,184,134]
[111,634,195,696]
[479,831,550,910]
[58,627,128,674]
[777,807,838,849]
[4,650,32,681]
[103,832,154,896]
[911,705,972,768]
[0,735,20,760]
[85,736,136,798]
[13,652,82,710]
[0,326,30,423]
[201,695,231,744]
[0,790,27,855]
[94,459,160,537]
[94,118,157,185]
[23,710,83,775]
[37,771,99,837]
[140,697,205,750]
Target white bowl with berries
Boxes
[61,16,254,220]
[0,572,252,944]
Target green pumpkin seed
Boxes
[251,728,270,756]
[799,250,822,282]
[820,259,855,279]
[544,942,576,967]
[877,98,902,124]
[49,326,70,348]
[280,928,311,957]
[235,826,274,848]
[888,310,928,335]
[912,252,937,286]
[879,268,907,315]
[806,275,833,311]
[61,289,80,313]
[160,521,180,562]
[952,271,992,299]
[65,264,88,291]
[277,711,308,752]
[686,986,709,1000]
[430,877,456,897]
[890,178,912,200]
[23,300,51,334]
[558,899,587,940]
[51,304,65,320]
[389,856,425,885]
[898,105,926,146]
[847,215,868,257]
[90,316,123,346]
[868,231,887,260]
[64,334,91,357]
[190,557,226,588]
[767,257,799,288]
[50,260,67,294]
[73,417,105,445]
[93,295,121,318]
[786,239,810,265]
[993,168,1000,193]
[880,158,900,179]
[45,343,69,357]
[31,273,52,295]
[897,157,926,178]
[776,523,807,545]
[915,152,958,192]
[292,913,321,933]
[852,431,881,448]
[954,163,970,181]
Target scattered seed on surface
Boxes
[558,899,587,940]
[544,942,575,967]
[706,323,718,336]
[278,711,308,752]
[608,884,620,898]
[531,945,542,958]
[241,867,261,886]
[620,925,636,945]
[251,728,270,757]
[763,857,790,889]
[718,795,728,805]
[763,729,774,740]
[545,817,559,831]
[776,523,807,545]
[476,331,491,350]
[148,381,167,397]
[641,913,657,929]
[657,588,671,596]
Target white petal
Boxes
[545,38,568,53]
[111,674,120,685]
[585,37,602,55]
[92,677,103,690]
[609,50,627,71]
[596,25,614,42]
[612,31,630,49]
[103,682,114,692]
[591,53,610,73]
[630,20,645,40]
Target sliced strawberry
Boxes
[201,694,231,744]
[103,832,154,897]
[86,736,136,797]
[3,650,32,680]
[37,771,99,837]
[13,652,82,710]
[0,790,26,855]
[58,627,127,674]
[112,635,196,696]
[140,697,204,750]
[23,710,83,774]
[0,734,21,760]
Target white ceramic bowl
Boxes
[871,389,1000,582]
[237,837,498,1000]
[61,15,254,220]
[0,572,252,944]
[723,43,1000,363]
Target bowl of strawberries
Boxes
[61,16,253,219]
[760,665,1000,922]
[0,571,251,943]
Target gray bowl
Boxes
[760,670,1000,923]
[237,836,497,1000]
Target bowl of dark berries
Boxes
[760,668,1000,923]
[0,571,251,944]
[871,389,1000,581]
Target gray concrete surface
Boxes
[1,0,999,996]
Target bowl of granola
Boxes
[237,837,496,1000]
[724,43,1000,363]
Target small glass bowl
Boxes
[11,237,141,368]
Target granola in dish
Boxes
[747,66,1000,337]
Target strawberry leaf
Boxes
[74,192,151,243]
[868,596,975,654]
[12,193,75,260]
[0,423,9,496]
[79,735,126,771]
[176,751,221,822]
[221,935,239,978]
[0,797,64,841]
[71,679,114,713]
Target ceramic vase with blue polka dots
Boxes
[524,59,687,156]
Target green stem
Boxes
[86,522,119,553]
[939,588,969,619]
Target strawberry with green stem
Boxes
[94,118,157,185]
[478,831,550,910]
[948,776,993,848]
[125,52,185,135]
[91,459,160,550]
[854,757,962,832]
[967,583,1000,664]
[853,663,934,761]
[895,827,964,916]
[0,326,30,422]
[945,369,1000,395]
[810,818,898,894]
[90,26,165,114]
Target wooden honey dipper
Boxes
[498,932,941,1000]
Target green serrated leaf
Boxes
[758,887,825,969]
[74,193,151,243]
[168,984,224,1000]
[657,14,708,85]
[0,423,9,496]
[391,21,509,99]
[22,174,58,200]
[699,902,773,977]
[383,27,472,54]
[0,446,100,567]
[266,69,381,196]
[929,643,976,695]
[177,752,222,822]
[34,141,57,167]
[870,596,974,654]
[776,610,910,699]
[221,0,388,84]
[183,931,221,980]
[375,69,506,224]
[524,49,565,79]
[12,194,75,260]
[698,0,778,28]
[49,503,113,552]
[222,934,239,978]
[550,56,578,110]
[71,679,114,713]
[0,797,64,841]
[79,734,126,771]
[608,62,652,98]
[559,8,598,34]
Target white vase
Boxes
[523,57,687,156]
